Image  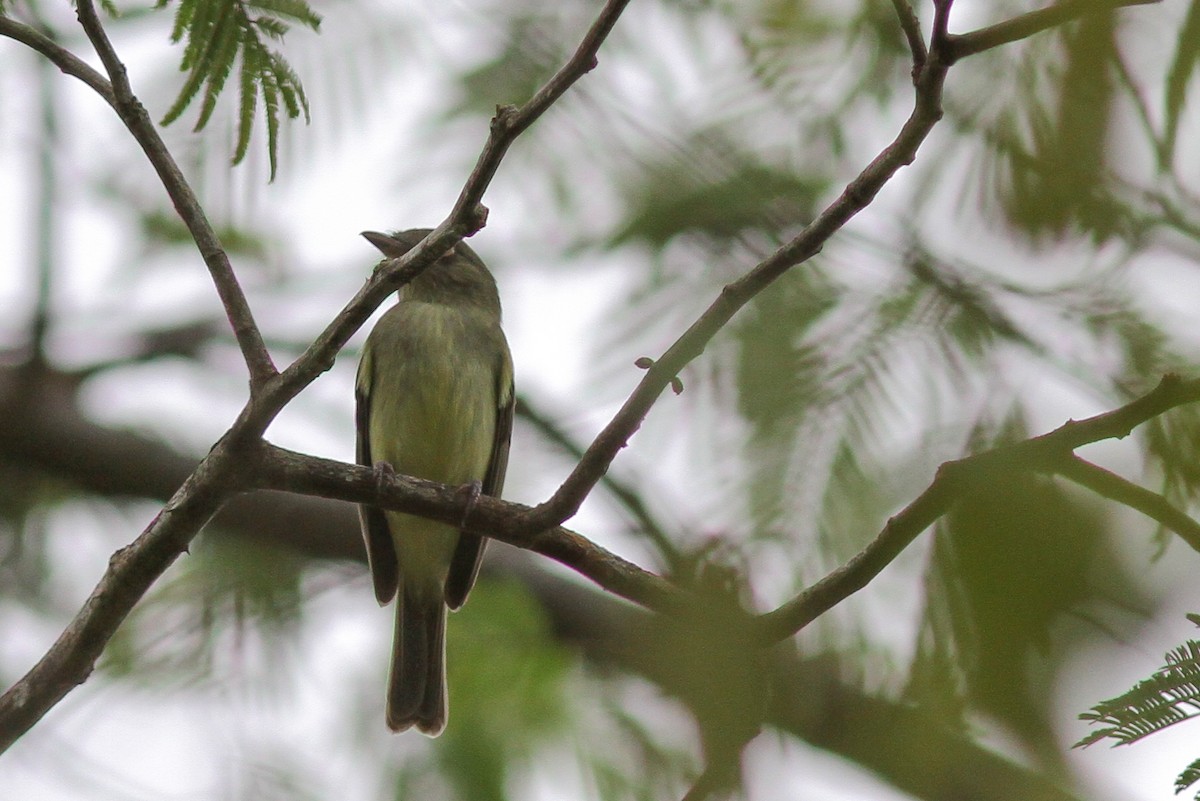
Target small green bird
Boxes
[356,229,514,735]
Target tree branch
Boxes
[1057,454,1200,553]
[890,0,927,71]
[755,374,1200,643]
[72,0,277,387]
[252,442,691,617]
[945,0,1161,62]
[930,0,955,51]
[0,0,1167,756]
[0,363,1146,800]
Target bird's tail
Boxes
[386,588,447,736]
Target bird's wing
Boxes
[444,348,514,610]
[356,356,401,605]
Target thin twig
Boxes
[890,0,927,72]
[754,374,1200,644]
[1057,455,1200,553]
[73,0,277,387]
[946,0,1161,62]
[252,442,690,617]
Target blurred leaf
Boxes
[911,424,1147,759]
[740,0,908,108]
[611,135,824,248]
[236,751,325,801]
[1001,14,1121,239]
[1164,0,1200,164]
[102,535,307,686]
[733,267,838,531]
[1144,404,1200,517]
[453,14,565,116]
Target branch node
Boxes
[466,204,489,234]
[492,104,520,133]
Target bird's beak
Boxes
[361,230,406,256]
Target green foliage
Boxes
[911,463,1144,758]
[159,0,319,179]
[102,535,307,686]
[1000,15,1120,239]
[741,0,909,109]
[1145,405,1200,512]
[1164,1,1200,164]
[1078,627,1200,799]
[392,579,574,801]
[454,12,565,116]
[610,135,824,249]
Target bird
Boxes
[355,228,514,735]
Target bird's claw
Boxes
[457,479,483,528]
[373,461,397,489]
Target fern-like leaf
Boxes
[159,0,320,179]
[245,0,319,28]
[252,16,289,41]
[193,5,240,131]
[168,0,199,43]
[270,53,308,121]
[261,63,281,179]
[177,0,220,71]
[233,37,259,165]
[160,53,211,126]
[1177,757,1200,798]
[1077,638,1200,748]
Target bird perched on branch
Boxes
[356,228,514,735]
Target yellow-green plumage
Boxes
[356,229,513,736]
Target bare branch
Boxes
[1057,455,1200,553]
[252,442,691,617]
[946,0,1161,62]
[754,374,1200,644]
[890,0,927,71]
[73,0,277,387]
[931,0,955,52]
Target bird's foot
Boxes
[373,461,397,489]
[456,479,483,528]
